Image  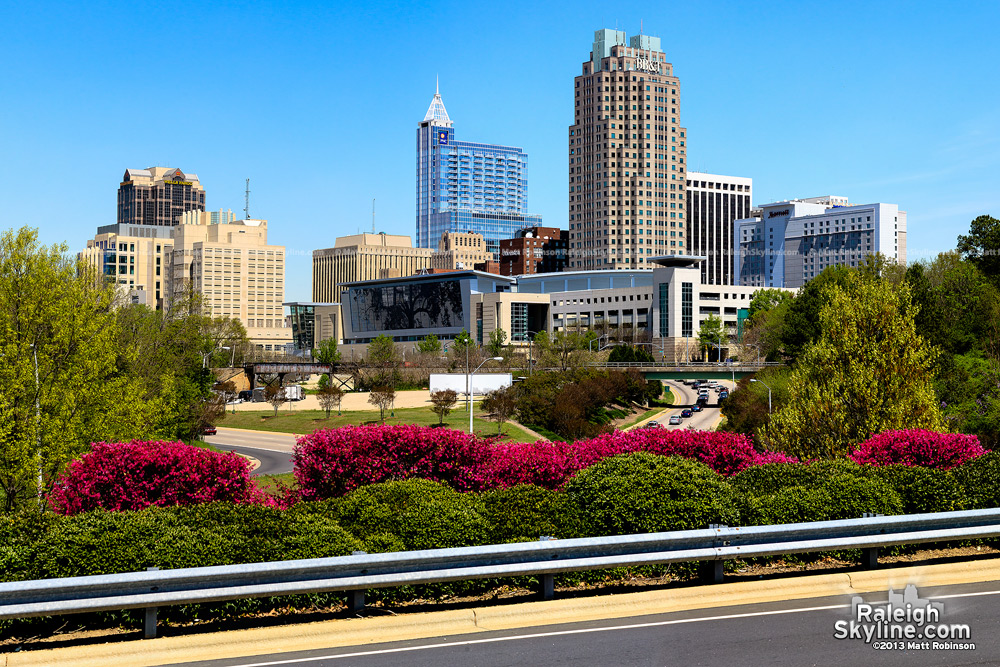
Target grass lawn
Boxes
[619,407,663,430]
[219,405,538,442]
[256,472,295,496]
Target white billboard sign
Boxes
[430,373,512,397]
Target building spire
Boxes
[422,79,453,126]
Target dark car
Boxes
[201,425,218,436]
[691,404,703,412]
[238,390,253,402]
[680,408,693,418]
[719,391,729,400]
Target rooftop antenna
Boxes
[372,198,376,233]
[243,178,251,219]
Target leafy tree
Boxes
[366,334,400,389]
[317,384,345,418]
[317,373,330,390]
[368,385,395,423]
[481,386,517,436]
[608,345,654,363]
[719,368,792,436]
[416,334,442,354]
[487,328,509,358]
[429,389,459,425]
[0,228,165,511]
[264,384,287,417]
[312,337,341,365]
[775,265,853,362]
[747,288,793,323]
[541,330,591,370]
[763,274,944,459]
[957,214,1000,287]
[697,314,727,361]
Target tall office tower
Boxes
[415,84,541,255]
[568,29,687,270]
[117,167,206,226]
[686,173,753,285]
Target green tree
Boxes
[481,385,517,436]
[697,314,727,361]
[264,384,287,416]
[317,384,345,418]
[957,214,1000,287]
[762,274,944,459]
[429,389,458,425]
[366,334,400,389]
[747,288,793,323]
[775,265,853,362]
[368,385,395,423]
[0,228,164,511]
[416,334,442,354]
[312,337,341,365]
[487,328,509,358]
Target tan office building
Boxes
[170,211,291,351]
[312,233,432,303]
[568,29,688,270]
[79,226,174,307]
[431,231,493,270]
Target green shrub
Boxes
[329,479,490,551]
[480,485,570,544]
[869,465,965,515]
[953,452,1000,509]
[564,453,739,537]
[730,462,813,497]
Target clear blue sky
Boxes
[2,0,998,302]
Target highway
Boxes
[641,379,734,431]
[168,579,1000,667]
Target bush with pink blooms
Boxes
[49,440,266,514]
[293,424,797,500]
[848,429,988,470]
[293,425,491,501]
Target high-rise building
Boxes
[686,173,753,285]
[117,167,206,227]
[79,225,174,307]
[415,84,541,254]
[312,233,433,303]
[170,213,291,351]
[498,226,569,276]
[431,231,493,270]
[568,29,688,270]
[735,197,907,288]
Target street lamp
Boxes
[514,330,542,376]
[750,378,772,415]
[29,343,41,506]
[468,356,504,434]
[221,345,235,368]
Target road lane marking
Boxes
[220,602,851,666]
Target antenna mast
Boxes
[244,178,251,219]
[372,198,376,233]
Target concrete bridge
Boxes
[585,361,782,381]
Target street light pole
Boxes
[30,343,41,506]
[469,356,504,434]
[750,378,772,414]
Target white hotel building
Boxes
[734,197,907,289]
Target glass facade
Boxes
[288,304,316,351]
[681,282,693,337]
[658,283,669,336]
[348,279,464,333]
[416,92,538,251]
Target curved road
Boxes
[204,427,297,476]
[639,379,734,431]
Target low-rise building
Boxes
[431,231,493,270]
[498,226,569,276]
[312,233,432,303]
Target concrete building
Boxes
[415,83,542,254]
[498,226,569,276]
[568,28,688,270]
[735,197,907,288]
[686,172,752,286]
[431,231,494,270]
[312,233,433,303]
[117,167,206,227]
[169,213,291,351]
[79,224,174,307]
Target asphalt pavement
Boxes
[204,427,297,476]
[168,580,1000,667]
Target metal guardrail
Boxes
[3,508,1000,638]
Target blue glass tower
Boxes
[415,85,541,254]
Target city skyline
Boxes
[2,1,998,302]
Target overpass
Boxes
[586,361,783,381]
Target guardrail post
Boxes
[348,551,367,611]
[539,536,555,600]
[144,566,159,639]
[860,514,883,569]
[699,525,728,583]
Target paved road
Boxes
[646,380,733,431]
[205,427,297,476]
[169,580,1000,667]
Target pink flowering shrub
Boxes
[50,441,266,515]
[295,425,797,500]
[849,429,987,470]
[294,425,491,501]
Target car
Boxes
[668,415,682,425]
[680,408,693,418]
[645,420,661,428]
[719,391,729,400]
[201,425,217,436]
[691,404,703,412]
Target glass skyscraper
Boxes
[415,85,541,254]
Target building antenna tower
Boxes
[372,198,376,233]
[244,178,251,219]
